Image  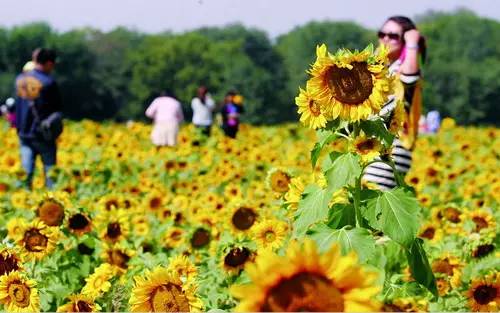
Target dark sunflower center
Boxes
[191,228,210,249]
[0,183,9,192]
[151,283,190,312]
[308,100,321,116]
[224,247,250,268]
[327,62,373,105]
[23,229,48,252]
[472,216,489,232]
[106,222,122,240]
[8,282,30,307]
[473,285,497,305]
[473,244,495,258]
[105,199,119,211]
[69,213,90,230]
[420,227,435,240]
[0,254,20,276]
[232,208,257,230]
[356,139,376,153]
[432,259,454,276]
[149,197,162,210]
[76,300,92,312]
[264,230,276,242]
[38,200,65,226]
[109,249,130,269]
[261,272,344,312]
[444,208,461,223]
[271,172,291,193]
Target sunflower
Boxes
[296,85,328,129]
[96,208,130,243]
[128,266,203,312]
[6,218,28,241]
[306,44,391,122]
[144,190,165,212]
[66,212,92,237]
[189,227,211,249]
[34,192,69,227]
[17,220,60,261]
[351,133,382,163]
[231,239,381,312]
[418,222,443,243]
[0,247,23,277]
[229,205,259,233]
[167,255,198,281]
[57,294,101,312]
[0,271,39,312]
[101,243,134,274]
[221,246,255,276]
[163,227,186,249]
[81,263,115,300]
[252,220,288,251]
[464,210,496,234]
[266,168,292,194]
[466,272,499,312]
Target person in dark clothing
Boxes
[15,48,62,189]
[220,91,243,138]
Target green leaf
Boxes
[360,119,395,146]
[406,238,438,296]
[327,203,356,229]
[364,188,420,247]
[307,224,375,263]
[293,185,329,237]
[324,153,361,194]
[311,129,338,168]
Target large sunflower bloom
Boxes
[16,220,60,261]
[231,239,381,312]
[128,266,203,312]
[0,271,40,313]
[466,272,499,312]
[306,44,391,122]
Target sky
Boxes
[1,0,499,37]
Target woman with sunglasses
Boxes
[364,16,427,190]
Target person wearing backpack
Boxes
[15,48,62,189]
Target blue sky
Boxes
[2,0,499,37]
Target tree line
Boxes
[0,9,498,125]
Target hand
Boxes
[404,29,420,45]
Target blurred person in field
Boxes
[191,86,215,137]
[363,16,427,190]
[15,48,62,189]
[221,91,244,138]
[145,89,184,147]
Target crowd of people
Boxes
[0,15,435,192]
[144,87,245,147]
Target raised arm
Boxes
[399,29,420,75]
[145,99,157,119]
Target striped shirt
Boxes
[363,59,420,190]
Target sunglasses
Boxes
[377,31,401,41]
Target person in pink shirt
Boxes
[145,90,184,147]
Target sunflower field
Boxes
[0,44,499,313]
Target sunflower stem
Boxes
[353,176,363,228]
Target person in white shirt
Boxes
[191,86,215,136]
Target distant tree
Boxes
[276,21,373,106]
[419,9,500,124]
